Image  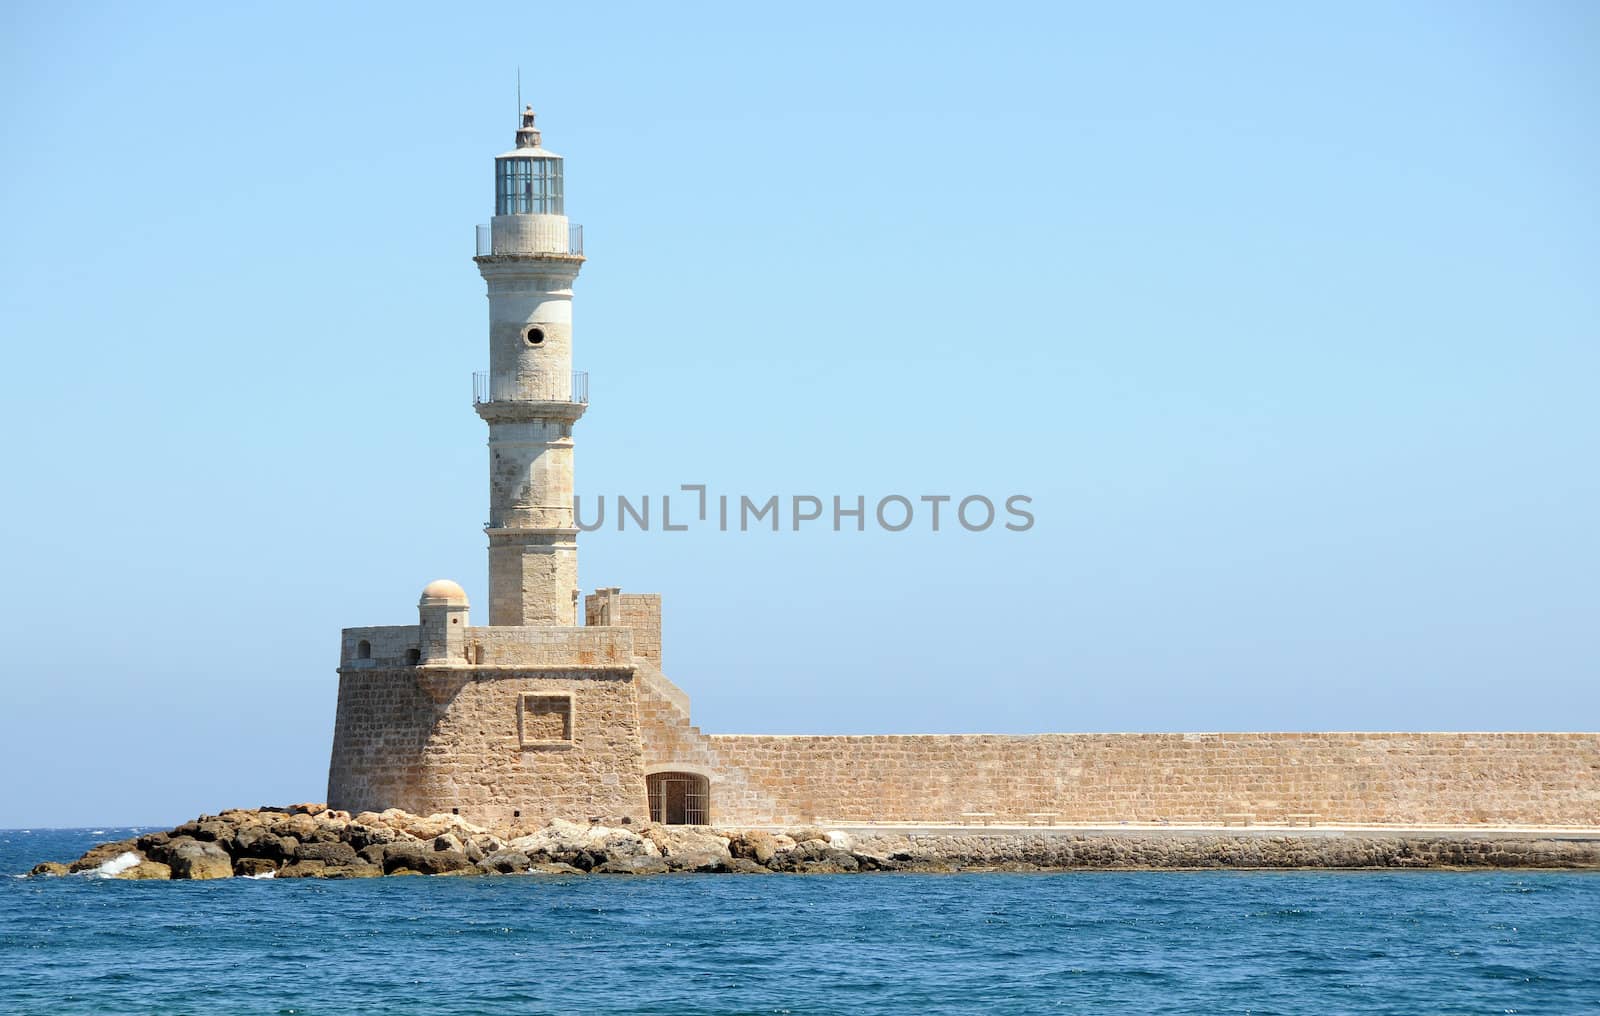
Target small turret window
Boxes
[497,156,563,215]
[357,640,371,660]
[525,327,545,346]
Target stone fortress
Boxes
[328,107,1599,835]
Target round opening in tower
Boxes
[525,327,545,346]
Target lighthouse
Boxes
[473,105,587,626]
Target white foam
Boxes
[95,851,142,877]
[243,870,276,880]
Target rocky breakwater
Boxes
[27,807,1600,879]
[26,806,881,880]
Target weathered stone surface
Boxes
[68,839,139,873]
[233,826,295,861]
[594,855,670,875]
[167,840,233,880]
[30,861,69,877]
[381,844,474,875]
[35,806,1600,882]
[295,841,358,866]
[478,850,532,874]
[113,860,172,880]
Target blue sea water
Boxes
[3,828,1599,1015]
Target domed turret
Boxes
[418,579,469,663]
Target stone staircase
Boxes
[634,668,788,824]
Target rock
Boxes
[434,832,464,853]
[29,861,69,877]
[135,831,171,853]
[344,823,397,851]
[270,813,319,841]
[825,830,856,852]
[193,820,237,850]
[728,858,771,875]
[167,840,234,880]
[594,855,670,875]
[667,848,730,873]
[528,862,586,876]
[68,838,139,873]
[729,831,781,866]
[286,802,328,816]
[234,857,278,877]
[478,850,532,875]
[382,844,473,875]
[788,826,828,846]
[295,841,358,865]
[322,862,384,879]
[234,826,296,862]
[113,860,172,880]
[276,860,327,879]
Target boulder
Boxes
[344,823,398,851]
[276,860,327,879]
[295,841,358,866]
[234,857,278,877]
[728,831,781,866]
[135,831,171,853]
[322,862,384,879]
[193,819,237,850]
[286,802,328,816]
[68,838,139,873]
[528,862,586,876]
[382,843,474,875]
[478,850,533,875]
[270,813,319,841]
[167,840,234,880]
[233,826,296,862]
[594,855,670,875]
[728,858,771,875]
[29,861,69,877]
[113,860,172,880]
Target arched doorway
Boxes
[647,771,709,825]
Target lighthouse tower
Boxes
[474,105,587,626]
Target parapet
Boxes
[339,623,635,671]
[585,587,662,667]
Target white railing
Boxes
[473,370,588,404]
[475,222,584,256]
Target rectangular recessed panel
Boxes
[519,694,573,746]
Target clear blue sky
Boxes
[1,2,1595,827]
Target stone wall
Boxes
[585,589,661,667]
[328,664,650,829]
[696,732,1600,827]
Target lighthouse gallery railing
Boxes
[473,371,589,405]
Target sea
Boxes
[3,828,1598,1015]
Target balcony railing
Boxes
[475,222,584,256]
[473,370,589,405]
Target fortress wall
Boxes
[328,667,650,828]
[704,732,1600,827]
[466,625,633,667]
[584,590,661,667]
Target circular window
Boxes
[525,327,546,346]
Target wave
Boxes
[95,851,142,877]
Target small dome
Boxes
[419,579,468,604]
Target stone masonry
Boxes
[326,104,1600,836]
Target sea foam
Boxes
[95,852,141,877]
